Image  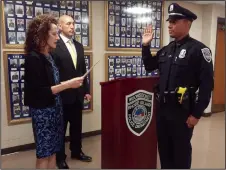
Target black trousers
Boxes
[157,103,194,169]
[56,102,83,162]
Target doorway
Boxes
[212,17,225,113]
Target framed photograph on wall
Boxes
[83,52,93,112]
[105,53,159,81]
[3,51,31,125]
[105,0,164,52]
[3,51,93,125]
[2,0,92,50]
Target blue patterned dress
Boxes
[30,54,64,159]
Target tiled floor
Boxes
[1,112,225,169]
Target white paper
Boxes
[82,59,100,78]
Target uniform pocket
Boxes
[174,58,189,76]
[158,56,167,75]
[175,58,189,66]
[158,54,167,63]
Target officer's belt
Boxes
[160,91,177,104]
[160,88,196,104]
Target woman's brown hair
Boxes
[24,14,57,54]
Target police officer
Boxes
[142,3,214,169]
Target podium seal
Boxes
[125,90,154,136]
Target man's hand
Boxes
[142,25,154,46]
[186,115,199,128]
[84,94,92,101]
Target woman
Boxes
[24,14,83,169]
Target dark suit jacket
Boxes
[51,37,89,105]
[24,50,56,108]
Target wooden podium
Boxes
[100,77,159,169]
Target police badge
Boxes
[201,48,212,63]
[170,4,174,11]
[125,90,154,136]
[178,49,186,58]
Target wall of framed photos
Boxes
[1,0,94,126]
[3,51,93,125]
[1,0,165,127]
[104,0,164,82]
[2,0,92,50]
[105,0,164,52]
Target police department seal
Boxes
[125,90,154,136]
[132,105,147,125]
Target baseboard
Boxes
[1,130,101,155]
[212,104,225,113]
[202,107,225,117]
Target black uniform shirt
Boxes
[142,35,214,119]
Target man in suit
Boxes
[51,15,92,169]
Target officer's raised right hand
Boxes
[142,25,154,46]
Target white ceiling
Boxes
[189,1,225,6]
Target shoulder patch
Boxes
[201,48,212,63]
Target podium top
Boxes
[100,76,159,86]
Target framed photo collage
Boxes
[3,51,93,125]
[106,0,163,51]
[2,0,92,49]
[105,0,163,81]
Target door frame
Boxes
[211,17,225,113]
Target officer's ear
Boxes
[188,21,192,29]
[184,20,192,29]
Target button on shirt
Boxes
[60,34,77,69]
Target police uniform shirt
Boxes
[142,3,214,119]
